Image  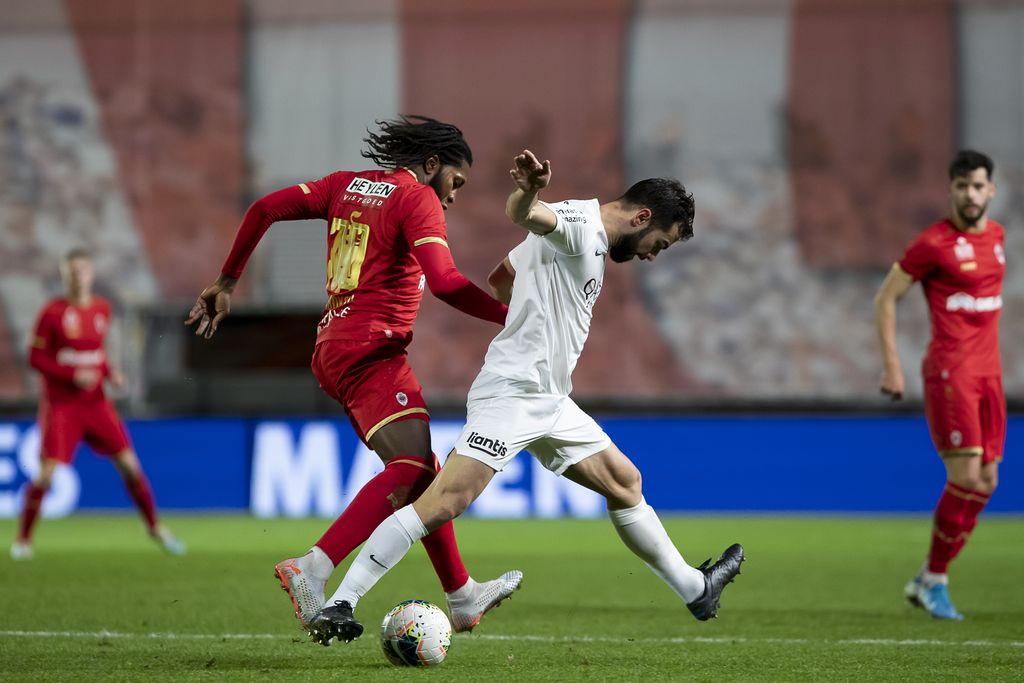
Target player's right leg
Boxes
[310,452,496,645]
[11,458,59,560]
[12,404,81,560]
[562,443,743,621]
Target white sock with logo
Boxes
[327,505,427,610]
[608,498,706,603]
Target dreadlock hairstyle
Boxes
[361,115,473,170]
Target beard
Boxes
[609,224,655,262]
[428,173,447,207]
[956,200,988,226]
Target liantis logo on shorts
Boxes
[466,431,508,457]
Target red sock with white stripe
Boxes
[925,481,976,581]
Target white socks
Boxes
[327,505,428,609]
[608,498,705,603]
[306,545,335,582]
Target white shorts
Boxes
[453,373,611,475]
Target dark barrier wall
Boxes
[0,416,1020,517]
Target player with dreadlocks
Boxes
[187,115,522,641]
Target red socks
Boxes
[124,473,159,531]
[927,481,991,574]
[17,483,46,542]
[316,454,470,592]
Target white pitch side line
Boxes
[474,634,1024,648]
[0,630,1022,648]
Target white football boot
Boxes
[10,540,33,561]
[446,570,523,633]
[275,552,328,630]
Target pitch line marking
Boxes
[0,630,1022,649]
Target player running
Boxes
[11,249,185,560]
[187,116,521,637]
[874,150,1006,620]
[309,150,745,645]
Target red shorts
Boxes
[39,399,132,464]
[923,374,1006,464]
[311,339,429,445]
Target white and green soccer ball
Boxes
[379,599,452,667]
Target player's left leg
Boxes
[311,452,496,645]
[108,448,185,556]
[88,401,184,555]
[562,443,743,620]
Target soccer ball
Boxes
[379,599,452,667]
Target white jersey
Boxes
[478,198,608,396]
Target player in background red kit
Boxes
[11,249,185,560]
[874,150,1006,620]
[187,116,521,640]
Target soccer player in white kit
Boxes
[309,150,745,645]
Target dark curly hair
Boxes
[361,115,473,170]
[619,178,695,241]
[949,149,993,181]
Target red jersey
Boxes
[29,297,111,404]
[221,168,506,341]
[301,168,446,342]
[899,219,1005,378]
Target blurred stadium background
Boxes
[0,0,1022,520]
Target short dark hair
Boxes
[361,115,473,170]
[619,178,695,241]
[64,247,90,262]
[949,149,994,181]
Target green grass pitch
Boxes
[1,515,1022,681]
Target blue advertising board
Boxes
[0,415,1020,518]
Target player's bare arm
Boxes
[506,150,557,235]
[487,257,516,305]
[873,263,915,400]
[186,274,237,339]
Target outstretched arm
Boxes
[506,150,557,235]
[413,242,508,325]
[873,263,915,400]
[186,184,321,338]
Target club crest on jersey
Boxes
[950,430,963,447]
[995,243,1005,265]
[396,392,408,407]
[953,236,975,261]
[62,308,81,338]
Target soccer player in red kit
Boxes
[874,150,1006,620]
[11,249,185,560]
[187,116,521,640]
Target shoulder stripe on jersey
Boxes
[298,183,311,195]
[413,237,449,248]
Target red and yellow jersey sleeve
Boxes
[397,185,449,251]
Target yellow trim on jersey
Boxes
[31,336,46,349]
[932,525,968,544]
[938,446,984,458]
[299,183,311,195]
[943,485,989,503]
[388,458,436,474]
[365,407,430,442]
[960,261,977,271]
[413,236,449,249]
